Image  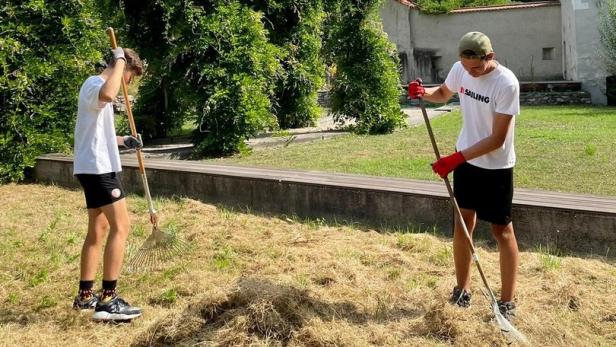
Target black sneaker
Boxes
[73,293,99,310]
[497,300,516,322]
[92,295,142,322]
[449,286,472,308]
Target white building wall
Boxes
[410,6,563,83]
[561,0,578,80]
[380,1,414,84]
[561,0,608,104]
[381,3,563,83]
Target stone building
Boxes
[380,0,612,104]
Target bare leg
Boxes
[80,208,110,281]
[453,208,477,291]
[99,198,131,281]
[491,222,519,302]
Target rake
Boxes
[106,27,188,272]
[418,98,528,344]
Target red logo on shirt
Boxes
[460,86,464,93]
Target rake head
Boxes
[481,289,529,345]
[125,225,189,273]
[492,302,529,345]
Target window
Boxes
[543,47,555,60]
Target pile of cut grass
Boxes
[0,184,614,346]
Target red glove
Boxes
[408,78,425,99]
[432,152,466,178]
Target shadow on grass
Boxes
[206,202,616,264]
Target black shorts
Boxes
[453,162,513,225]
[75,172,125,209]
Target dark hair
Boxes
[106,48,144,76]
[459,49,487,60]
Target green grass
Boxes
[209,106,616,196]
[535,244,564,272]
[212,243,237,271]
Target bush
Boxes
[121,0,281,156]
[0,1,106,182]
[325,0,404,134]
[416,0,509,14]
[247,0,325,129]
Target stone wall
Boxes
[317,90,593,107]
[34,154,616,255]
[520,91,592,105]
[317,90,331,108]
[112,95,134,113]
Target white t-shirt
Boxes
[445,61,520,169]
[73,76,122,175]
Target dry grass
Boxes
[0,184,614,347]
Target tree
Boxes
[324,0,404,134]
[120,0,282,155]
[246,0,325,129]
[0,0,106,182]
[599,0,616,74]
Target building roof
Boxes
[393,0,560,12]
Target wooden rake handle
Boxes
[418,98,498,304]
[106,27,159,226]
[106,27,146,175]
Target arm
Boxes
[431,112,514,178]
[99,59,126,103]
[460,113,513,161]
[423,84,455,104]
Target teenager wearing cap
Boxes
[408,32,520,321]
[72,47,144,321]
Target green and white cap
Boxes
[458,31,493,58]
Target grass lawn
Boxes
[0,184,614,346]
[209,106,616,197]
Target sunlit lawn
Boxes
[210,106,616,196]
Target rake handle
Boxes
[106,28,144,172]
[418,99,498,305]
[106,27,158,226]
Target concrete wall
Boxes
[381,1,414,84]
[412,6,563,82]
[561,0,608,104]
[381,2,563,84]
[561,0,578,80]
[34,155,616,255]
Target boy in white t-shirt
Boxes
[72,47,144,322]
[409,32,520,321]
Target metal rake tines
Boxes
[492,306,529,345]
[481,288,529,345]
[125,226,189,272]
